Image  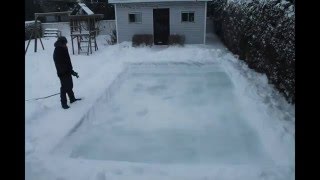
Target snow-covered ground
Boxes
[25,34,295,180]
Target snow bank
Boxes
[25,33,294,180]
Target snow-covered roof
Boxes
[109,0,211,3]
[78,3,94,15]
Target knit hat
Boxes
[57,36,67,44]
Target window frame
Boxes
[181,11,195,23]
[128,12,142,24]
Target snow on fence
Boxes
[41,22,71,37]
[41,20,116,37]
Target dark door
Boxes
[153,8,170,45]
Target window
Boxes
[181,12,195,22]
[129,13,142,23]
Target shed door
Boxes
[153,8,170,45]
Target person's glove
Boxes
[71,70,79,78]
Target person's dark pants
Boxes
[59,75,75,105]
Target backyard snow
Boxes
[25,34,295,180]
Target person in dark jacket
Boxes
[53,36,81,109]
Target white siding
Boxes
[115,1,206,44]
[169,2,205,44]
[116,4,153,43]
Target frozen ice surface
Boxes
[55,64,273,165]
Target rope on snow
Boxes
[25,93,60,102]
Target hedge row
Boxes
[210,0,295,103]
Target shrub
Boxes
[168,34,185,46]
[132,34,154,47]
[107,29,117,45]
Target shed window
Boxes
[129,13,142,23]
[181,12,195,22]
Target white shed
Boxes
[109,0,211,45]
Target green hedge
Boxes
[210,0,295,103]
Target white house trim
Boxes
[115,4,119,44]
[203,1,207,44]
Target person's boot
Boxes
[62,103,70,109]
[70,98,82,104]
